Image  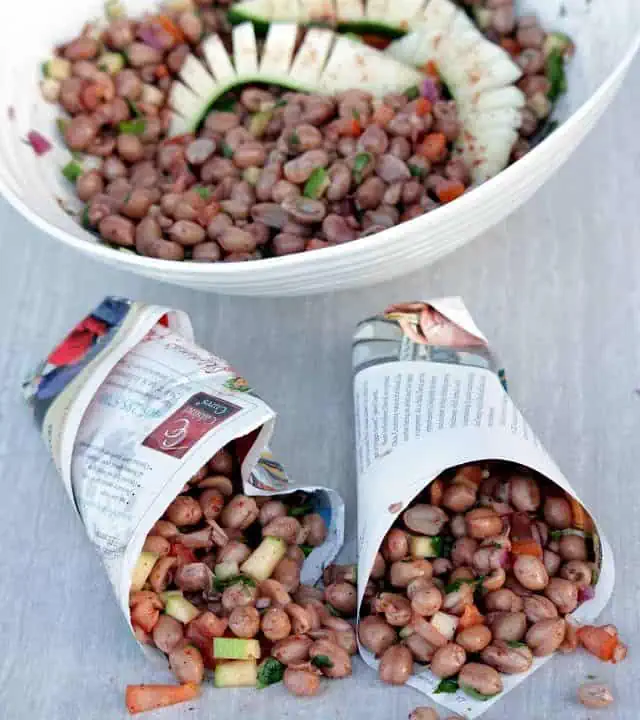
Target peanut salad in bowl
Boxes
[37,0,574,264]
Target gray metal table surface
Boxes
[0,56,638,720]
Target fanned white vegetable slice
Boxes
[259,22,298,76]
[385,31,423,65]
[335,0,364,22]
[365,0,389,20]
[459,86,526,114]
[463,107,523,132]
[169,112,190,137]
[418,0,457,36]
[458,125,518,183]
[444,43,521,99]
[169,81,204,120]
[386,0,429,32]
[319,35,422,95]
[233,22,259,76]
[436,9,483,69]
[272,0,300,20]
[289,28,335,87]
[202,34,236,85]
[178,55,216,98]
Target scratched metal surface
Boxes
[0,55,638,720]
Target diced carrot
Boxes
[349,117,362,137]
[198,201,220,228]
[429,478,444,507]
[360,34,392,51]
[418,132,447,162]
[437,180,466,204]
[126,683,200,715]
[155,64,169,79]
[420,59,439,77]
[130,599,160,634]
[415,97,432,117]
[577,626,619,662]
[500,38,521,57]
[156,15,185,44]
[511,539,544,559]
[372,103,395,127]
[170,543,197,565]
[458,604,484,630]
[569,496,593,532]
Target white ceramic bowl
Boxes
[0,1,638,295]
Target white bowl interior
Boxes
[0,0,638,294]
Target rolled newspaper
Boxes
[22,297,344,664]
[352,298,614,718]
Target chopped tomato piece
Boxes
[500,38,521,57]
[437,180,466,204]
[418,132,447,162]
[157,15,185,44]
[458,604,485,630]
[578,626,619,662]
[415,97,432,117]
[170,543,197,565]
[511,539,544,559]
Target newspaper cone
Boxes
[352,298,614,719]
[23,297,344,664]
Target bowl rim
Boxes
[1,33,639,278]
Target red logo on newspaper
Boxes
[143,393,241,459]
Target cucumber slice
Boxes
[202,34,237,85]
[240,536,287,582]
[159,589,183,605]
[214,660,258,688]
[164,595,201,624]
[214,637,262,660]
[233,21,260,76]
[131,552,159,592]
[179,54,217,100]
[365,0,388,21]
[319,35,422,96]
[335,0,364,22]
[431,611,459,640]
[385,0,427,32]
[215,561,240,580]
[410,535,439,559]
[289,27,335,86]
[168,22,422,135]
[260,22,299,76]
[458,86,526,114]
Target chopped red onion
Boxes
[496,549,510,569]
[26,130,52,156]
[138,25,165,51]
[421,77,439,103]
[578,586,596,604]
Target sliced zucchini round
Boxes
[387,0,525,183]
[168,21,423,135]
